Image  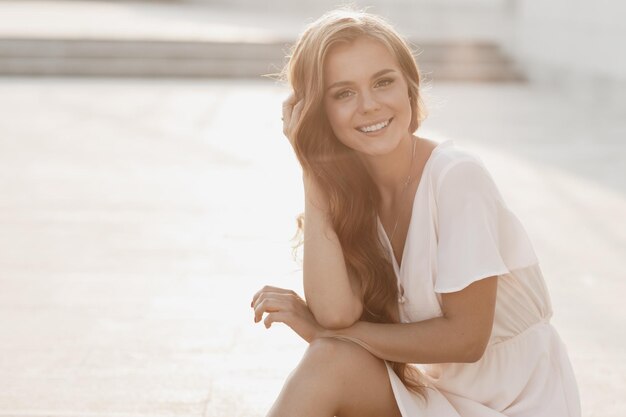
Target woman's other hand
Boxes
[251,285,324,343]
[281,92,304,149]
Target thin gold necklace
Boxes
[385,136,417,306]
[389,136,417,244]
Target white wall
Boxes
[508,0,626,116]
[201,0,511,42]
[353,0,511,43]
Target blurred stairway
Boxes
[0,0,524,81]
[0,38,524,81]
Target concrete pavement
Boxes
[0,77,624,416]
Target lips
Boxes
[355,117,393,133]
[355,117,393,131]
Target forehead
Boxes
[323,36,399,83]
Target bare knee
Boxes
[299,338,401,417]
[272,339,359,416]
[304,337,375,369]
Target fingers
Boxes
[282,92,305,140]
[251,286,304,330]
[281,93,296,124]
[251,285,297,308]
[282,91,298,113]
[253,296,290,323]
[282,91,298,107]
[264,311,288,329]
[290,99,305,128]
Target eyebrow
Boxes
[326,68,397,91]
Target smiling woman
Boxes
[252,6,581,417]
[323,39,412,156]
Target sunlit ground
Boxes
[0,77,624,416]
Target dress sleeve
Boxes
[434,157,538,293]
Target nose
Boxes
[358,90,381,114]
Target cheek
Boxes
[326,102,354,131]
[390,90,412,122]
[389,87,409,107]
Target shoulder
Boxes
[428,141,495,195]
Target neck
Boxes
[359,134,419,206]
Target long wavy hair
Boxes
[270,6,429,398]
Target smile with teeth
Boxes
[357,117,392,133]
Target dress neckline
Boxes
[376,139,453,275]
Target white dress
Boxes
[377,140,581,417]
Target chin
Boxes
[353,138,400,157]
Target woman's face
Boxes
[323,36,412,156]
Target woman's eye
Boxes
[377,78,394,87]
[334,79,394,100]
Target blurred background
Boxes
[0,0,624,416]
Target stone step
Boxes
[0,38,525,81]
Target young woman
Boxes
[251,7,581,417]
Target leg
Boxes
[266,337,402,417]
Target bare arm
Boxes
[302,173,364,329]
[320,276,498,363]
[280,93,362,329]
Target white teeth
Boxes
[359,118,390,133]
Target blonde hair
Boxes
[268,5,429,398]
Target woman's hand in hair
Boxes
[281,92,304,149]
[251,285,325,343]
